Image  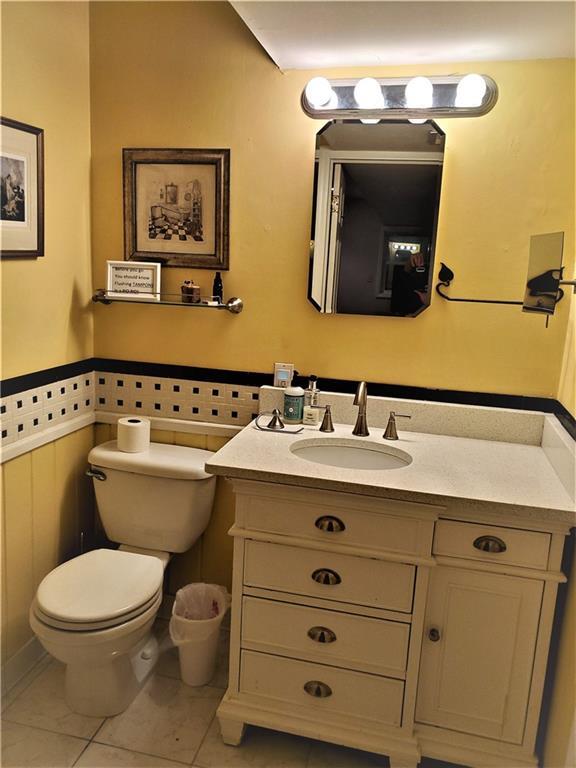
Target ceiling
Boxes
[231,1,575,70]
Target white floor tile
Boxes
[2,661,105,739]
[306,740,389,767]
[95,675,222,764]
[1,720,88,767]
[194,720,311,768]
[75,742,188,767]
[1,654,52,712]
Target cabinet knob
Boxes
[315,515,346,533]
[428,627,441,642]
[311,568,342,586]
[303,680,332,698]
[473,535,507,554]
[307,626,337,644]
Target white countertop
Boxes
[205,420,576,524]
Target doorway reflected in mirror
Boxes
[308,121,444,316]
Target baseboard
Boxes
[1,636,46,696]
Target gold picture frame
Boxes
[123,148,230,269]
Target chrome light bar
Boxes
[301,74,498,121]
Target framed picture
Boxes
[106,260,161,301]
[123,148,230,269]
[0,117,44,258]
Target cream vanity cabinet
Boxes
[414,519,567,767]
[217,480,570,768]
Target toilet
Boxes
[29,440,216,716]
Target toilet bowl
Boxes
[29,441,216,716]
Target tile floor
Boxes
[1,623,455,768]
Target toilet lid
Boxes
[36,549,164,623]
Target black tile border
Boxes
[1,357,574,440]
[0,359,94,397]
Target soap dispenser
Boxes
[303,375,321,426]
[283,375,305,424]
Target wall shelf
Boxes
[92,290,244,313]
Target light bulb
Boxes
[305,77,335,109]
[409,119,427,124]
[405,76,433,109]
[455,74,487,108]
[361,119,380,124]
[354,78,384,109]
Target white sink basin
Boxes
[290,438,412,471]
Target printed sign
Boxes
[106,261,161,301]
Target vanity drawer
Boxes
[241,596,410,678]
[239,491,434,557]
[240,650,403,727]
[243,540,415,613]
[433,520,551,570]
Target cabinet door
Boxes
[416,566,543,744]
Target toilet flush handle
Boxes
[86,468,107,481]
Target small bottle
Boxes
[303,376,321,426]
[212,271,223,303]
[283,384,305,424]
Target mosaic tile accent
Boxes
[1,374,95,449]
[0,370,258,455]
[95,374,259,426]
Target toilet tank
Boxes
[88,441,216,553]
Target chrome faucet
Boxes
[352,381,369,436]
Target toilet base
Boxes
[65,632,159,716]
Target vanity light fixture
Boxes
[304,77,338,109]
[405,76,433,124]
[353,77,384,124]
[301,74,498,120]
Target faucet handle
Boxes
[383,411,411,441]
[319,404,335,433]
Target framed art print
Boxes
[0,117,44,258]
[123,148,230,269]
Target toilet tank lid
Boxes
[88,441,214,480]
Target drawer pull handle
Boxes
[307,626,337,644]
[473,535,507,554]
[428,627,441,642]
[304,680,332,698]
[311,568,342,586]
[315,515,346,533]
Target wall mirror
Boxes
[308,120,445,316]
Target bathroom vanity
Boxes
[205,402,574,768]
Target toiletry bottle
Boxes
[213,271,223,303]
[303,375,321,426]
[283,383,304,424]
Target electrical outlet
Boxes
[273,362,294,388]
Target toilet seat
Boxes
[35,549,164,631]
[32,588,163,631]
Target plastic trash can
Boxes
[169,583,231,687]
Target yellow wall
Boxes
[0,1,93,380]
[557,298,575,416]
[90,1,574,402]
[1,426,94,665]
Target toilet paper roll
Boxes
[117,417,151,453]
